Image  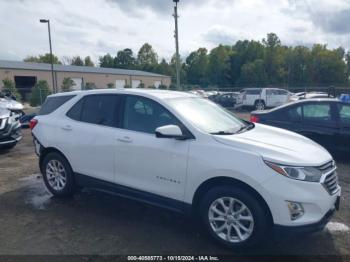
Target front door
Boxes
[114,95,190,201]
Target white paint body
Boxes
[32,89,341,227]
[238,88,290,108]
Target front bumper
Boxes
[0,122,22,147]
[260,170,341,227]
[274,207,336,236]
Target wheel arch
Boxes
[191,176,273,224]
[39,147,71,174]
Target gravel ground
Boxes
[0,117,349,258]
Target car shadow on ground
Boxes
[0,175,344,257]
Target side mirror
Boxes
[155,125,187,139]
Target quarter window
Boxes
[38,95,75,115]
[122,96,178,134]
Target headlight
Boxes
[265,161,322,182]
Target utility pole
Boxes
[40,19,56,93]
[173,0,181,90]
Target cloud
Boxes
[1,0,350,64]
[202,26,237,45]
[312,9,350,34]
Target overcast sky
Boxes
[1,0,350,64]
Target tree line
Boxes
[24,33,350,89]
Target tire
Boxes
[41,152,75,197]
[254,100,265,110]
[199,186,270,249]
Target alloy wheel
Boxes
[46,159,67,191]
[208,197,254,243]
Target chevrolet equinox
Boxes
[31,89,341,249]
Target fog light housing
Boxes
[287,201,304,221]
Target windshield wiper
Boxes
[236,123,255,134]
[210,131,235,135]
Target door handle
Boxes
[61,125,73,131]
[117,136,132,143]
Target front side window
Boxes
[167,97,246,134]
[123,96,178,134]
[338,104,350,125]
[67,95,119,127]
[303,103,332,122]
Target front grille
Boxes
[318,160,335,173]
[318,161,339,195]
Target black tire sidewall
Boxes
[42,152,75,197]
[200,186,270,249]
[255,100,265,110]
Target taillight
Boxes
[250,115,259,123]
[29,119,38,130]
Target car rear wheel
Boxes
[200,186,270,249]
[254,100,265,110]
[42,152,75,197]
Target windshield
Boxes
[167,97,248,134]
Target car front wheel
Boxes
[42,152,75,197]
[200,186,270,249]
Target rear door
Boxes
[300,102,338,151]
[245,89,261,106]
[276,89,289,106]
[336,103,350,152]
[265,89,276,107]
[62,94,120,182]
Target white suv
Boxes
[237,88,291,110]
[31,89,340,249]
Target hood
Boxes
[213,123,332,166]
[0,107,11,118]
[0,98,24,111]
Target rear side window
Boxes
[287,106,302,122]
[66,99,83,121]
[246,89,261,95]
[277,90,288,95]
[38,95,75,115]
[66,95,119,127]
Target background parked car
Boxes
[250,99,350,153]
[289,92,332,102]
[19,113,36,128]
[236,88,291,110]
[0,107,22,150]
[0,95,24,116]
[213,92,239,108]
